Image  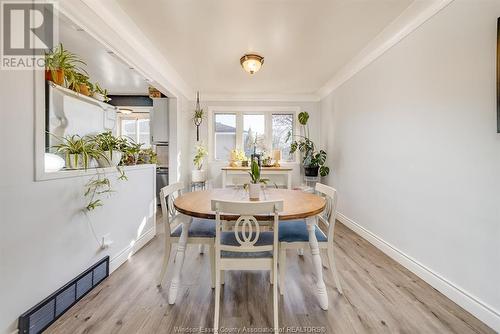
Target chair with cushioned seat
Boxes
[157,182,216,288]
[278,183,343,295]
[212,199,283,332]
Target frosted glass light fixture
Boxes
[240,54,264,74]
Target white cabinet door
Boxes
[151,98,169,143]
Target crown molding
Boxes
[317,0,455,100]
[59,0,194,100]
[197,93,321,103]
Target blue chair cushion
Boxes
[278,220,327,243]
[170,218,216,238]
[220,231,274,258]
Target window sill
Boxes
[36,164,156,181]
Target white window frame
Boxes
[207,106,300,163]
[117,107,151,146]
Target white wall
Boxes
[187,100,320,187]
[0,70,156,334]
[320,0,500,330]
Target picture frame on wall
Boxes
[497,18,500,133]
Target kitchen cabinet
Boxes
[150,98,169,143]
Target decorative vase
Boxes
[97,151,122,167]
[192,169,207,182]
[249,183,260,200]
[65,153,85,169]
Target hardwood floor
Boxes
[47,222,493,334]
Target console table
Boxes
[221,166,293,189]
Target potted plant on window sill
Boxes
[192,143,208,182]
[247,157,269,200]
[51,134,101,170]
[90,131,123,167]
[288,111,330,178]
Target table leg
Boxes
[222,171,227,188]
[306,216,328,310]
[287,171,292,189]
[168,218,191,304]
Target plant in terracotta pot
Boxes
[66,71,92,96]
[44,43,86,86]
[90,131,123,167]
[51,134,101,170]
[247,157,269,200]
[192,143,208,182]
[288,111,330,177]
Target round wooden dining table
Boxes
[170,188,331,310]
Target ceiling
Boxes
[115,0,412,96]
[59,15,150,95]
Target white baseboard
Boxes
[109,227,156,273]
[337,213,500,333]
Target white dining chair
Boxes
[157,182,216,290]
[278,183,343,295]
[212,199,283,332]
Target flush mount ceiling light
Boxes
[240,54,264,74]
[118,108,133,114]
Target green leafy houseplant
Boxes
[192,144,208,182]
[45,43,86,86]
[51,134,102,169]
[193,144,208,170]
[66,71,92,96]
[247,158,269,200]
[121,140,143,166]
[92,82,110,102]
[90,131,124,167]
[288,111,330,177]
[138,148,158,164]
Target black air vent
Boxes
[18,256,109,334]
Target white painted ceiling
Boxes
[59,15,150,95]
[115,0,412,96]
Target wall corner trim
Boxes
[317,0,455,99]
[337,212,500,332]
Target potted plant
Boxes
[91,131,123,167]
[192,143,208,182]
[288,111,330,177]
[44,43,86,86]
[51,134,100,169]
[122,140,143,165]
[247,157,269,200]
[138,148,158,164]
[66,71,92,96]
[92,82,110,102]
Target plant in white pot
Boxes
[192,143,208,182]
[91,131,123,167]
[52,134,101,170]
[247,157,269,200]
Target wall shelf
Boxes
[48,81,116,111]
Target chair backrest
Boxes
[315,183,338,241]
[159,182,184,236]
[211,200,284,253]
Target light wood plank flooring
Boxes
[47,222,494,334]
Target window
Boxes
[119,113,151,147]
[272,114,294,161]
[243,114,265,157]
[210,108,296,162]
[214,113,236,160]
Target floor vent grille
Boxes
[18,256,109,334]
